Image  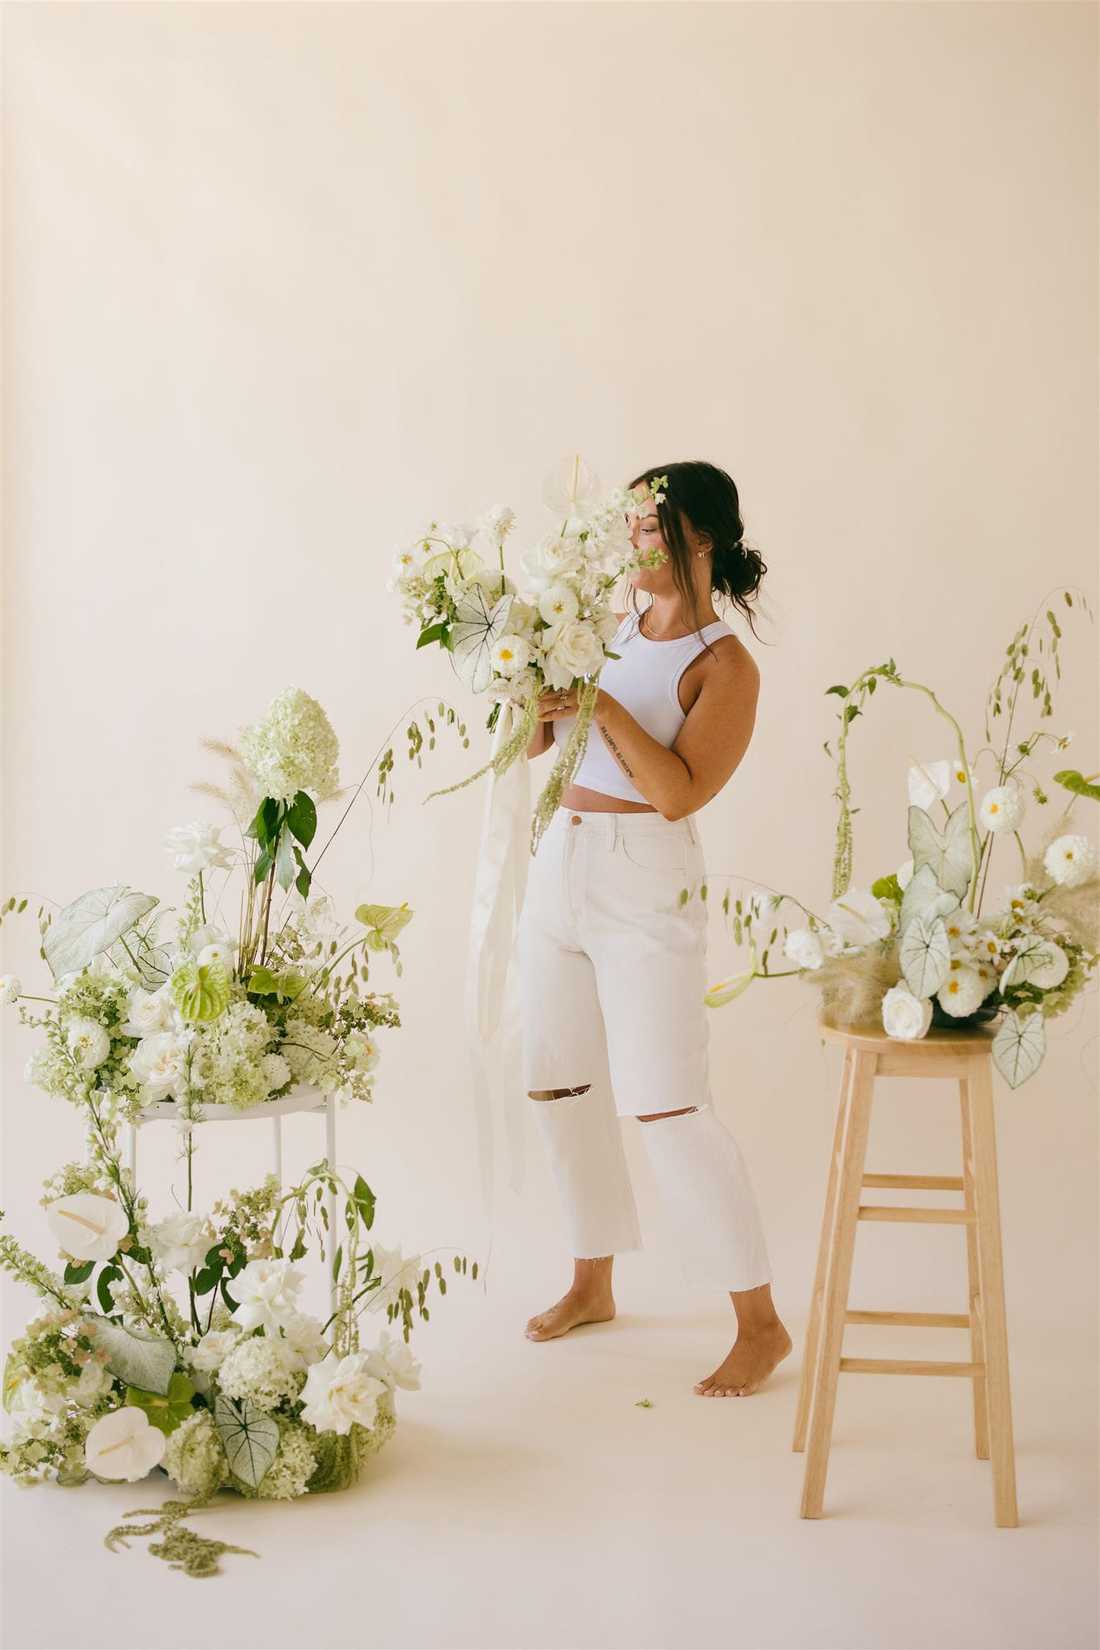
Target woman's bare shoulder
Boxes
[705,632,760,692]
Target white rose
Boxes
[280,1312,329,1369]
[546,620,606,687]
[1043,834,1096,888]
[147,1211,212,1274]
[881,984,933,1041]
[85,1407,166,1482]
[0,974,21,1007]
[299,1352,388,1436]
[122,987,180,1039]
[189,1327,240,1374]
[826,889,892,946]
[65,1016,111,1071]
[490,633,532,679]
[230,1258,305,1334]
[129,1031,191,1101]
[164,821,236,874]
[46,1192,129,1264]
[536,584,580,632]
[908,761,951,810]
[979,783,1025,833]
[936,964,987,1017]
[783,928,824,970]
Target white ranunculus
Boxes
[65,1016,111,1071]
[85,1406,166,1481]
[299,1352,388,1436]
[896,859,914,892]
[189,1327,241,1373]
[881,984,933,1041]
[979,784,1025,834]
[536,584,580,633]
[783,928,824,970]
[1001,939,1070,992]
[362,1330,422,1392]
[122,986,179,1039]
[936,964,987,1017]
[280,1312,329,1369]
[230,1258,305,1334]
[546,620,606,688]
[46,1192,129,1263]
[164,821,236,874]
[1043,834,1096,889]
[490,633,532,679]
[908,760,952,810]
[147,1211,212,1274]
[826,889,892,946]
[128,1030,191,1101]
[0,974,21,1006]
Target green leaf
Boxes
[213,1393,279,1489]
[253,849,272,884]
[871,873,903,904]
[126,1371,195,1436]
[96,1264,123,1315]
[286,791,317,849]
[43,885,159,982]
[352,1175,376,1232]
[1053,768,1100,803]
[992,1010,1046,1089]
[64,1260,95,1285]
[85,1317,176,1395]
[825,685,849,698]
[416,622,449,650]
[192,1266,221,1297]
[274,829,298,893]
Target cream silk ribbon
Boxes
[463,699,532,1214]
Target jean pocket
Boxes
[618,832,689,875]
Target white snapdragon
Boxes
[163,821,236,874]
[908,760,951,810]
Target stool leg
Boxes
[800,1048,875,1519]
[959,1077,990,1460]
[964,1056,1019,1527]
[793,1046,855,1452]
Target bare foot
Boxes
[525,1285,616,1342]
[694,1321,793,1396]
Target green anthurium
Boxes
[125,1371,196,1436]
[169,960,233,1023]
[354,902,414,952]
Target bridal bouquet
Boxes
[388,456,664,850]
[0,687,474,1573]
[699,591,1098,1088]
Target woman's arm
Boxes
[526,719,553,759]
[592,640,760,820]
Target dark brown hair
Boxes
[626,460,768,649]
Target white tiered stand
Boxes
[129,1086,340,1315]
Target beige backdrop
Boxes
[1,4,1097,1647]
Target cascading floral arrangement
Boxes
[695,590,1098,1088]
[388,456,665,851]
[0,688,475,1574]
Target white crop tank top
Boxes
[551,609,735,804]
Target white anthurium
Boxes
[46,1192,129,1264]
[85,1406,166,1481]
[230,1258,305,1334]
[490,633,533,679]
[936,964,987,1017]
[1001,939,1069,992]
[950,760,978,789]
[881,984,933,1041]
[979,783,1025,834]
[704,969,757,1008]
[299,1352,388,1436]
[65,1016,112,1071]
[449,586,515,694]
[122,985,180,1039]
[163,821,236,875]
[362,1330,422,1393]
[907,760,952,811]
[0,974,21,1006]
[146,1211,213,1274]
[783,928,824,971]
[826,889,892,947]
[1043,834,1096,888]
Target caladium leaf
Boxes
[85,1317,176,1396]
[992,1010,1046,1089]
[449,586,514,693]
[213,1393,279,1489]
[899,863,960,935]
[899,914,951,998]
[44,884,159,982]
[908,802,974,900]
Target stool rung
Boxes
[862,1173,964,1191]
[840,1358,985,1377]
[858,1205,974,1224]
[845,1310,971,1328]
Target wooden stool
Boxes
[793,1020,1018,1526]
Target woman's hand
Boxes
[535,684,582,722]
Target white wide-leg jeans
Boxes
[516,806,771,1292]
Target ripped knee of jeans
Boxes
[528,1085,592,1101]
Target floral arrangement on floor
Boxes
[388,454,664,851]
[0,687,475,1574]
[697,590,1098,1087]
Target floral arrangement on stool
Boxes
[699,590,1098,1087]
[0,688,475,1574]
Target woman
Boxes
[516,460,791,1398]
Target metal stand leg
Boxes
[325,1095,338,1321]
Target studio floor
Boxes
[1,1235,1095,1650]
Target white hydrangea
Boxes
[238,687,341,806]
[217,1333,303,1411]
[189,1002,278,1110]
[280,1018,340,1091]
